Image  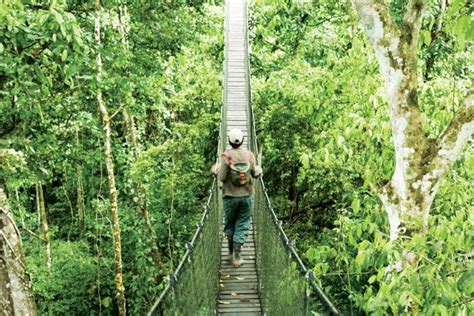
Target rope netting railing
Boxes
[244,1,339,315]
[148,178,221,315]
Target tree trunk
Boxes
[76,128,85,225]
[95,1,127,315]
[37,183,52,275]
[0,182,37,315]
[350,0,474,240]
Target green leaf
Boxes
[368,275,377,284]
[101,297,112,308]
[301,153,310,169]
[458,267,474,295]
[421,29,431,46]
[434,304,449,316]
[351,197,360,214]
[454,16,471,49]
[355,251,365,269]
[61,49,67,62]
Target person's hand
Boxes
[253,166,262,177]
[210,163,220,176]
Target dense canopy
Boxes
[0,0,472,315]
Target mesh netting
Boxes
[148,179,222,315]
[253,179,336,315]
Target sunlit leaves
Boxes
[251,0,472,314]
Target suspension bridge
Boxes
[149,1,339,314]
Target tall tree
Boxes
[349,0,473,240]
[116,1,164,271]
[0,181,37,315]
[94,0,126,314]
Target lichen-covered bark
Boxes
[76,128,86,225]
[351,0,474,240]
[95,1,126,314]
[0,183,37,315]
[37,183,52,275]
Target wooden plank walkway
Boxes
[218,0,262,314]
[218,226,261,315]
[225,0,249,150]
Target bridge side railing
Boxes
[147,177,221,315]
[244,1,339,315]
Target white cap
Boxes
[228,129,243,145]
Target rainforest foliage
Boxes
[0,0,472,315]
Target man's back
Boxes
[218,147,259,197]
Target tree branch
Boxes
[401,0,426,46]
[431,83,474,175]
[350,0,399,48]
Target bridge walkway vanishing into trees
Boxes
[149,0,339,315]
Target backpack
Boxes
[223,150,252,186]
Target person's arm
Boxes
[250,152,262,178]
[218,153,229,181]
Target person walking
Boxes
[211,129,261,267]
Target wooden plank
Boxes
[220,246,254,250]
[222,279,258,284]
[222,252,256,258]
[220,289,258,296]
[218,307,261,313]
[219,285,258,292]
[218,305,261,311]
[220,266,256,272]
[226,121,248,126]
[219,296,260,301]
[221,263,256,269]
[226,96,247,99]
[221,272,258,278]
[219,312,260,316]
[219,302,261,307]
[221,264,257,270]
[226,122,248,125]
[226,104,247,107]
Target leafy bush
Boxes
[26,241,102,315]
